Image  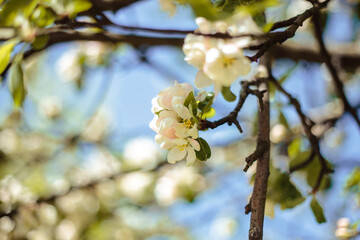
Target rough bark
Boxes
[248,62,270,240]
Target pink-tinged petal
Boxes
[172,96,185,107]
[186,147,196,165]
[195,91,207,101]
[195,71,213,89]
[188,138,200,151]
[173,105,191,120]
[160,95,173,109]
[168,147,187,164]
[162,127,177,139]
[149,116,159,133]
[159,110,177,119]
[161,140,175,149]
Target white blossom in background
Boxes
[150,82,203,165]
[81,41,110,65]
[183,12,261,93]
[210,216,237,239]
[335,217,357,239]
[82,108,112,142]
[0,176,35,213]
[270,124,287,143]
[154,166,206,205]
[119,172,154,201]
[123,137,161,169]
[56,42,110,82]
[39,96,62,119]
[0,128,19,155]
[55,219,77,240]
[159,0,176,16]
[56,50,82,82]
[84,150,120,179]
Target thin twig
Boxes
[312,8,360,129]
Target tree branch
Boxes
[312,8,360,129]
[248,60,270,240]
[248,0,330,61]
[198,79,266,133]
[0,161,168,219]
[268,74,334,192]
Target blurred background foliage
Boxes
[0,0,359,239]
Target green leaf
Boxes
[176,0,226,20]
[214,0,226,7]
[288,138,301,159]
[198,92,214,112]
[184,91,198,116]
[201,107,216,119]
[289,150,312,170]
[30,6,56,27]
[8,60,26,107]
[278,111,290,130]
[32,35,49,50]
[310,197,326,223]
[69,0,92,17]
[290,152,332,191]
[262,22,274,33]
[345,167,360,190]
[0,0,39,26]
[267,167,305,210]
[237,0,279,16]
[195,137,211,161]
[0,39,18,76]
[221,86,236,102]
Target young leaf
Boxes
[32,35,49,50]
[278,111,290,130]
[221,86,236,102]
[310,197,326,223]
[198,92,214,112]
[201,107,216,119]
[0,39,18,76]
[184,91,197,116]
[288,138,301,159]
[8,61,26,107]
[195,137,211,161]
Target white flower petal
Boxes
[173,105,191,120]
[186,147,196,165]
[195,70,213,89]
[188,138,200,151]
[168,146,187,164]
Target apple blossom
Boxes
[167,138,200,165]
[183,12,261,92]
[150,82,213,164]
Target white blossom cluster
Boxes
[152,7,262,164]
[183,14,261,93]
[150,82,203,165]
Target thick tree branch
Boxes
[248,61,270,240]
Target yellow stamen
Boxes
[177,144,187,151]
[223,57,236,68]
[183,119,192,128]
